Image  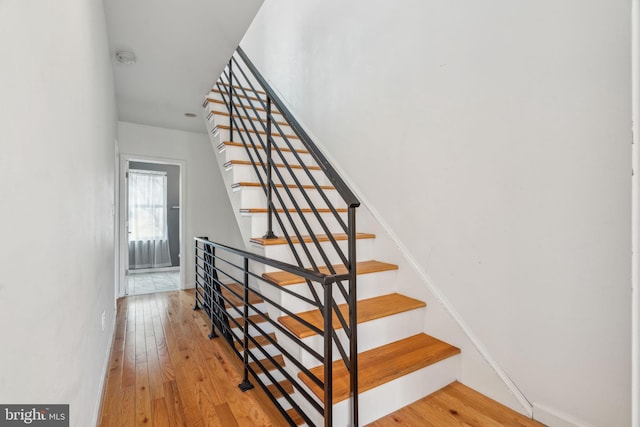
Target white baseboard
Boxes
[533,403,593,427]
[129,266,180,274]
[91,315,117,427]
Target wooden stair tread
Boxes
[262,259,392,286]
[285,409,304,426]
[366,381,544,426]
[212,87,267,102]
[221,283,262,307]
[218,82,267,96]
[209,110,288,126]
[217,124,298,140]
[278,293,424,339]
[219,141,309,154]
[207,97,274,115]
[232,181,335,191]
[299,334,461,404]
[232,313,268,328]
[233,332,277,351]
[266,380,294,399]
[248,354,284,373]
[224,159,319,170]
[251,232,374,248]
[240,207,348,214]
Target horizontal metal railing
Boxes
[194,237,351,426]
[202,46,361,426]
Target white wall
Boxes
[241,1,632,426]
[117,121,243,289]
[0,1,118,426]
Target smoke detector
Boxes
[115,51,136,65]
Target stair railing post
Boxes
[228,59,234,141]
[348,207,358,426]
[238,257,254,391]
[193,239,200,311]
[262,96,276,239]
[323,283,334,427]
[207,244,219,339]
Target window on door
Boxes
[128,169,171,269]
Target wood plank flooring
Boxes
[97,290,288,427]
[367,381,545,427]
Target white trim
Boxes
[532,402,594,427]
[90,315,117,427]
[129,168,168,176]
[632,1,640,425]
[259,83,534,415]
[129,266,180,274]
[118,154,187,297]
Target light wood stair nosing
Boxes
[299,333,461,404]
[209,110,289,127]
[206,97,282,116]
[232,181,335,191]
[224,159,319,171]
[216,124,298,140]
[218,141,309,155]
[239,207,348,214]
[261,259,395,288]
[251,232,375,248]
[217,82,267,96]
[278,292,425,339]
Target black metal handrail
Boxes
[235,47,360,209]
[202,46,361,426]
[194,237,342,426]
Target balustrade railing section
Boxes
[196,46,360,426]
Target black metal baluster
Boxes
[228,59,234,141]
[324,283,333,427]
[193,240,200,311]
[348,207,358,427]
[208,244,219,339]
[239,257,254,391]
[263,97,277,239]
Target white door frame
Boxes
[117,153,186,297]
[632,1,639,424]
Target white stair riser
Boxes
[206,95,288,130]
[235,342,280,358]
[209,90,272,112]
[244,210,347,238]
[220,144,315,167]
[257,239,374,273]
[290,355,460,427]
[208,110,293,134]
[276,269,399,314]
[215,126,306,153]
[230,322,274,338]
[225,163,327,187]
[206,102,286,128]
[254,368,287,385]
[332,355,460,426]
[234,185,343,211]
[276,308,425,367]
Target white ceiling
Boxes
[104,0,263,133]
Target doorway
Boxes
[118,155,185,296]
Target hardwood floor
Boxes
[99,290,544,427]
[97,290,287,427]
[367,382,545,427]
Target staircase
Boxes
[193,47,529,427]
